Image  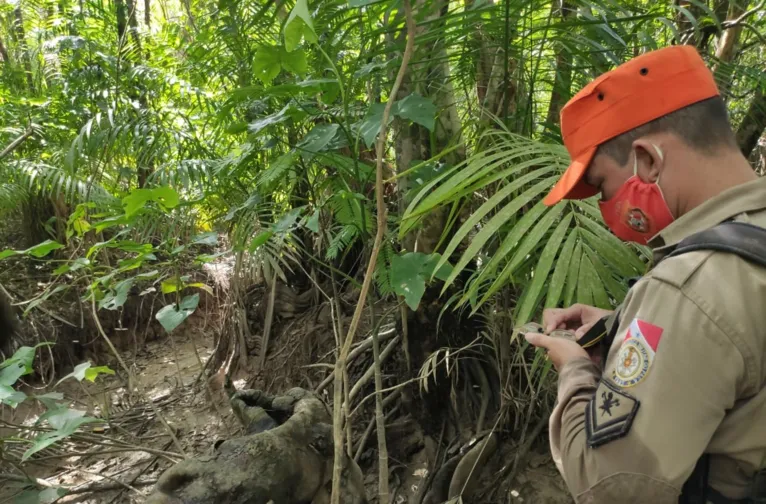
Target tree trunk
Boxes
[13,8,34,92]
[712,0,746,97]
[544,1,574,134]
[125,0,143,52]
[144,0,151,28]
[116,0,128,49]
[0,35,8,63]
[735,72,766,160]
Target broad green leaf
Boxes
[0,249,16,260]
[187,282,214,295]
[57,362,114,385]
[356,103,392,148]
[273,208,303,234]
[39,407,86,430]
[394,93,437,131]
[15,487,69,504]
[284,0,317,52]
[99,278,133,310]
[22,416,101,461]
[0,363,25,387]
[34,392,64,410]
[391,254,427,311]
[248,105,294,135]
[26,240,64,258]
[122,188,153,217]
[152,186,180,210]
[306,210,320,233]
[423,253,453,282]
[253,45,281,84]
[192,232,218,245]
[0,384,27,407]
[297,124,340,157]
[516,213,573,324]
[563,242,583,308]
[155,294,200,333]
[280,47,308,75]
[1,346,37,373]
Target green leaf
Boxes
[280,47,308,75]
[306,209,320,233]
[155,294,200,333]
[34,392,63,410]
[284,0,317,52]
[15,486,69,504]
[26,240,64,258]
[515,213,573,325]
[438,174,559,291]
[0,363,26,387]
[99,278,133,310]
[356,103,392,148]
[192,232,218,245]
[0,384,27,408]
[22,415,101,461]
[423,253,453,281]
[391,254,427,311]
[563,242,583,308]
[1,346,38,373]
[253,45,281,84]
[249,231,273,252]
[55,362,112,385]
[161,276,184,294]
[122,187,179,217]
[297,124,340,158]
[545,229,578,309]
[576,253,595,306]
[394,93,437,131]
[122,188,153,217]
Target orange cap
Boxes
[542,45,720,206]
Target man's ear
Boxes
[631,138,664,183]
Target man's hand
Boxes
[543,303,612,337]
[524,332,590,371]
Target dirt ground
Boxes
[1,312,572,504]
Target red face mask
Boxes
[598,148,674,245]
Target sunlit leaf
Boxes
[284,0,317,52]
[253,45,281,84]
[156,294,200,333]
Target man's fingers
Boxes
[525,332,552,349]
[575,320,597,339]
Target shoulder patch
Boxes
[612,318,663,387]
[586,379,640,449]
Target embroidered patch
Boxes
[624,207,649,233]
[585,379,640,448]
[611,318,664,387]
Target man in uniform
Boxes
[524,45,766,502]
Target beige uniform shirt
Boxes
[549,178,766,503]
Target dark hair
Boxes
[595,96,738,165]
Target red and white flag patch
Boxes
[623,318,664,352]
[612,318,664,388]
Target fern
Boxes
[374,238,395,297]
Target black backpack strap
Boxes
[663,221,766,268]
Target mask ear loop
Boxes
[651,144,670,202]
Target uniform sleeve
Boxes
[548,276,747,503]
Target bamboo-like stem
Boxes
[369,297,389,503]
[329,2,415,502]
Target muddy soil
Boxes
[2,313,572,504]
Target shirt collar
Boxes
[649,177,766,261]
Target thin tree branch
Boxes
[329,1,416,502]
[0,127,33,160]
